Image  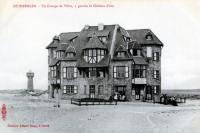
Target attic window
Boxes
[71,38,75,43]
[123,36,130,42]
[117,51,125,57]
[99,36,107,43]
[66,52,74,58]
[83,49,106,63]
[145,32,153,40]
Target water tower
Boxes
[26,70,34,91]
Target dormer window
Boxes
[145,31,153,40]
[129,49,141,56]
[99,36,107,43]
[83,49,106,64]
[72,39,75,43]
[123,36,130,42]
[66,52,74,58]
[117,51,125,57]
[65,45,76,58]
[70,37,77,43]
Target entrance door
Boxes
[115,86,126,101]
[89,85,95,98]
[115,86,126,96]
[146,86,152,100]
[135,87,140,100]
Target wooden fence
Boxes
[71,98,117,106]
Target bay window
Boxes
[133,65,146,78]
[50,66,57,78]
[63,67,78,79]
[113,66,129,78]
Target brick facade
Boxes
[46,24,163,102]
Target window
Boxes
[130,49,141,56]
[98,85,103,95]
[56,51,64,58]
[133,65,146,78]
[146,35,153,40]
[97,70,105,78]
[83,68,105,78]
[84,85,87,94]
[63,86,67,94]
[53,50,56,58]
[153,86,160,94]
[123,36,130,42]
[63,85,78,94]
[113,66,129,78]
[63,67,78,79]
[117,52,125,57]
[89,68,96,77]
[50,66,57,78]
[153,70,159,79]
[99,37,107,43]
[84,49,105,63]
[147,47,152,57]
[153,52,159,61]
[66,52,74,58]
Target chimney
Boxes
[98,23,104,31]
[84,24,90,30]
[53,35,60,41]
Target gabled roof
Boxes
[56,43,68,51]
[47,24,163,67]
[49,58,59,66]
[115,44,127,52]
[127,29,163,46]
[83,36,107,49]
[128,41,142,49]
[87,30,110,37]
[59,32,79,42]
[66,45,76,53]
[120,27,130,37]
[46,36,60,49]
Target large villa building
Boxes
[46,24,163,101]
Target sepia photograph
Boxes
[0,0,200,133]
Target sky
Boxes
[0,0,200,90]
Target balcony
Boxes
[132,78,146,84]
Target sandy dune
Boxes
[0,93,200,133]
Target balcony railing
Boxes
[132,78,146,84]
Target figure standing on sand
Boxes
[54,89,61,108]
[114,93,118,105]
